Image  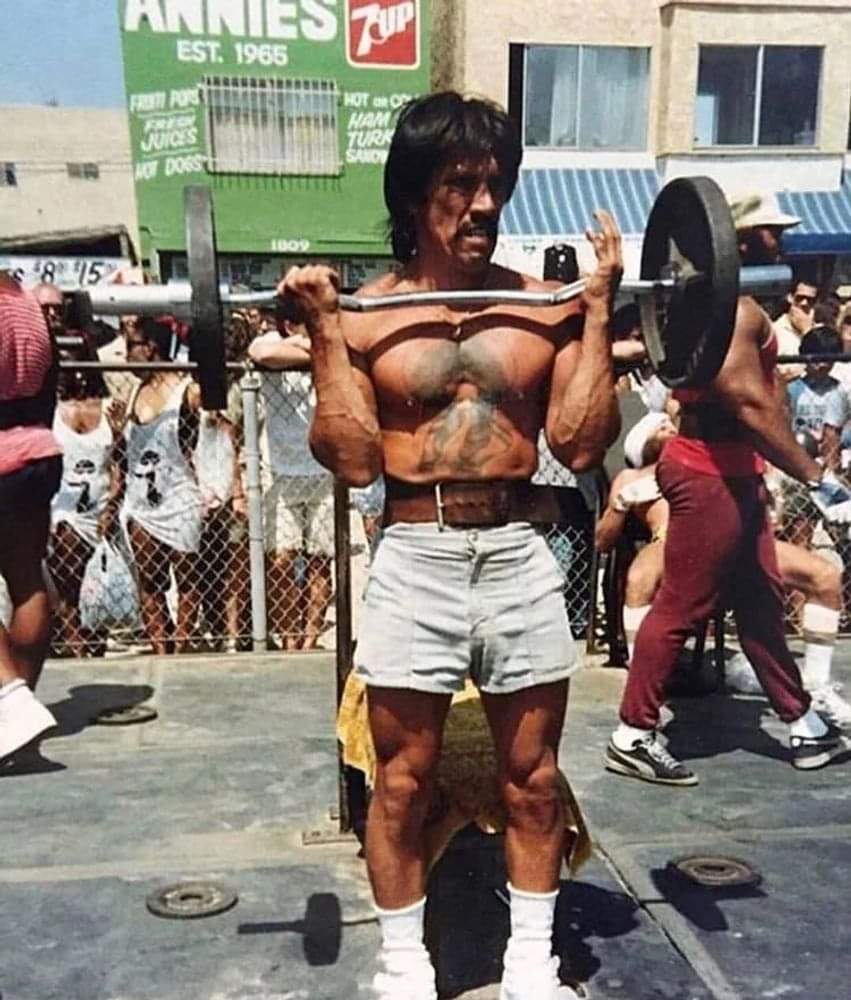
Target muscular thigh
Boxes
[0,506,51,606]
[775,539,832,595]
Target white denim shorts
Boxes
[354,521,578,695]
[263,474,334,557]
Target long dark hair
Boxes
[384,91,522,263]
[58,331,108,401]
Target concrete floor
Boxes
[2,644,850,999]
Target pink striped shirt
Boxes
[0,282,61,475]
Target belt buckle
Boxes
[434,482,445,531]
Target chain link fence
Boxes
[40,359,600,659]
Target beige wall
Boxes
[660,4,851,154]
[438,1,851,163]
[0,106,138,249]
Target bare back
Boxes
[345,263,583,483]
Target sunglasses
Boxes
[793,294,816,306]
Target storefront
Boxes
[118,0,431,287]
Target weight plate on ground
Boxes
[146,881,238,919]
[185,185,227,410]
[640,176,739,389]
[93,704,158,726]
[672,855,761,888]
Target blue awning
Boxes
[778,178,851,255]
[500,168,660,237]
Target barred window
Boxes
[201,76,340,176]
[1,162,17,186]
[67,162,100,179]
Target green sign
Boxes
[118,0,430,268]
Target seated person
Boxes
[595,414,851,728]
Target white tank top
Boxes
[122,378,202,553]
[260,370,325,479]
[51,403,113,546]
[194,411,236,510]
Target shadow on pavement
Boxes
[649,862,767,933]
[663,693,788,765]
[46,682,156,738]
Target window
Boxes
[696,46,821,147]
[0,162,17,186]
[67,162,100,179]
[201,76,340,176]
[514,45,650,150]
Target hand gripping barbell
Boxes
[74,177,793,409]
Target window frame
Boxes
[510,42,652,152]
[695,43,823,149]
[1,162,18,186]
[200,75,342,178]
[67,162,100,180]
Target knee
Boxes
[500,752,562,830]
[373,758,436,832]
[811,562,842,609]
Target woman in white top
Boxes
[48,335,123,657]
[113,318,203,654]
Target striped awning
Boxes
[778,177,851,255]
[500,168,661,237]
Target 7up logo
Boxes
[347,0,420,68]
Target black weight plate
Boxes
[93,704,158,726]
[185,185,227,410]
[672,855,762,889]
[146,881,238,919]
[640,176,739,389]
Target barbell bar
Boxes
[84,265,791,317]
[68,176,797,407]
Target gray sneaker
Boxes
[606,734,698,786]
[790,723,851,770]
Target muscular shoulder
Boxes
[609,466,650,495]
[735,296,772,343]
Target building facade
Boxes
[0,106,139,286]
[432,0,851,282]
[118,0,431,288]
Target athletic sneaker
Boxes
[0,681,57,762]
[501,955,582,999]
[605,734,698,786]
[370,948,437,1000]
[790,723,851,770]
[810,684,851,729]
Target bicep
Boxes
[348,347,379,416]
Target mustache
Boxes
[458,220,498,239]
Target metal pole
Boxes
[240,371,268,654]
[332,478,354,834]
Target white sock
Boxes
[801,604,839,691]
[504,883,559,965]
[612,722,653,752]
[623,605,651,662]
[374,897,430,969]
[789,708,829,740]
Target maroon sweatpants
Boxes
[620,456,810,727]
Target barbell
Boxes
[70,176,794,409]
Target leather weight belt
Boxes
[382,477,562,529]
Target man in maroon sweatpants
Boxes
[607,193,851,785]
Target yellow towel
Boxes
[337,672,592,874]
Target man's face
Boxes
[787,283,817,335]
[738,225,784,266]
[414,154,507,276]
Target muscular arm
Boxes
[247,331,312,370]
[713,299,822,484]
[545,211,622,471]
[546,309,620,471]
[595,502,628,554]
